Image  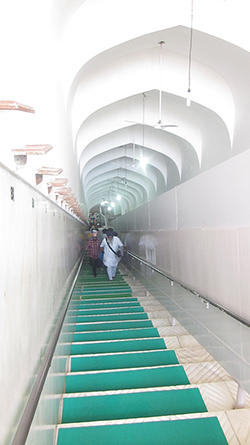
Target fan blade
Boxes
[154,120,178,129]
[161,125,178,128]
[154,124,178,129]
[125,120,178,129]
[125,120,144,125]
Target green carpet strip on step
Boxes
[71,338,167,355]
[81,287,132,292]
[80,292,132,299]
[78,301,141,309]
[77,307,144,315]
[75,320,153,332]
[80,280,130,286]
[68,307,143,319]
[57,417,228,445]
[67,313,148,324]
[79,281,128,287]
[62,387,207,423]
[80,277,131,290]
[65,365,189,393]
[75,313,149,322]
[78,297,138,304]
[80,286,131,293]
[70,349,179,372]
[73,327,160,342]
[80,285,130,291]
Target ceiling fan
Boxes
[125,41,178,130]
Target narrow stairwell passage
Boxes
[55,260,250,444]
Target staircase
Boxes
[55,260,250,444]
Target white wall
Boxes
[0,164,84,445]
[0,0,83,208]
[114,149,250,322]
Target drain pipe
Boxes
[11,254,84,445]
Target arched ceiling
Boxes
[56,0,250,217]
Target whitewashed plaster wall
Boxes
[0,0,83,204]
[113,149,250,322]
[0,164,84,445]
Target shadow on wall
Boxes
[139,234,157,265]
[123,232,157,266]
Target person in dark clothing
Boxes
[85,230,101,277]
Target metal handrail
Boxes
[124,249,250,329]
[11,254,84,445]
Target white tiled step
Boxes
[183,361,233,384]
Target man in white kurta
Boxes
[100,228,123,281]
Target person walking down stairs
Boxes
[85,230,101,277]
[100,228,123,281]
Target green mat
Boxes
[78,302,141,309]
[76,313,149,322]
[78,297,138,304]
[80,292,132,299]
[71,338,167,355]
[80,281,130,287]
[77,307,144,315]
[73,327,160,342]
[57,417,228,445]
[62,388,207,423]
[76,279,106,282]
[80,287,131,293]
[74,320,153,332]
[65,365,189,393]
[70,349,179,372]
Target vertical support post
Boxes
[235,385,246,409]
[171,317,177,326]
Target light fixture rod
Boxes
[142,92,146,146]
[187,0,194,95]
[158,41,165,123]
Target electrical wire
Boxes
[187,0,194,95]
